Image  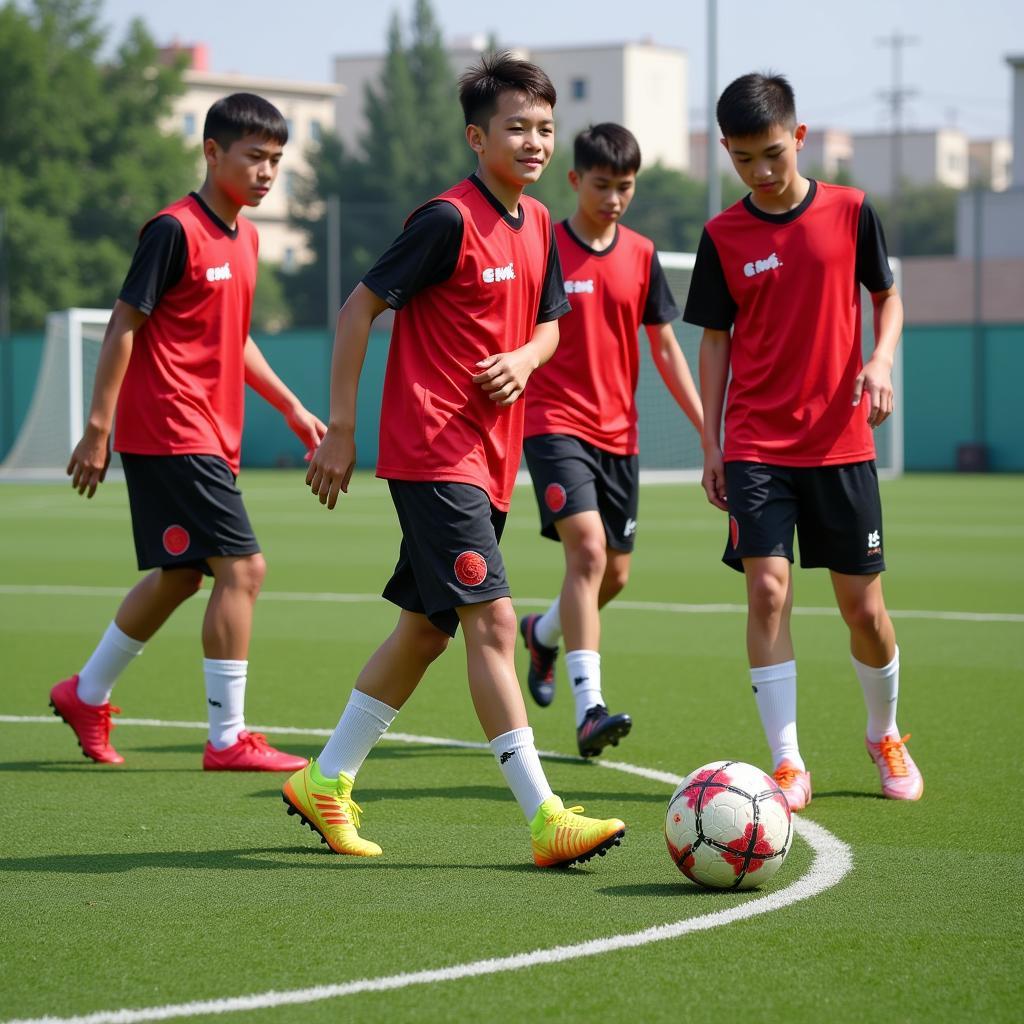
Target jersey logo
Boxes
[742,251,782,278]
[623,518,637,538]
[482,261,516,284]
[544,483,567,513]
[565,279,594,294]
[867,530,882,557]
[162,524,191,557]
[206,261,233,282]
[454,550,488,587]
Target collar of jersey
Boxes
[469,174,525,230]
[742,178,818,225]
[189,191,239,239]
[561,218,620,258]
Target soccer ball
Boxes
[665,760,793,890]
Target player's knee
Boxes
[566,533,607,580]
[747,573,788,620]
[839,597,888,637]
[469,599,518,654]
[232,553,266,599]
[604,561,630,598]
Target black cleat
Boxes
[577,704,632,758]
[520,614,558,707]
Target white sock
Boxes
[77,621,145,706]
[567,650,603,726]
[489,726,553,821]
[203,658,247,749]
[316,690,398,780]
[750,661,803,771]
[853,646,900,743]
[534,598,562,648]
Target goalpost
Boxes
[2,258,903,482]
[0,308,120,481]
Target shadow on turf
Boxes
[598,881,717,898]
[0,759,202,773]
[0,847,544,874]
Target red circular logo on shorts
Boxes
[162,525,191,556]
[729,515,740,550]
[454,550,487,587]
[544,483,567,513]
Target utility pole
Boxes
[876,31,918,256]
[706,0,720,220]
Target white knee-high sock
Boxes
[316,690,398,780]
[77,622,145,706]
[853,646,900,743]
[750,661,803,771]
[203,658,247,749]
[534,598,562,648]
[567,650,603,726]
[489,726,553,821]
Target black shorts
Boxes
[383,481,510,638]
[523,434,639,552]
[723,460,886,575]
[121,454,260,576]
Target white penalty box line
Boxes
[0,583,1020,623]
[0,716,853,1024]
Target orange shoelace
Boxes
[773,764,802,787]
[878,733,912,777]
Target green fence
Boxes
[2,324,1022,472]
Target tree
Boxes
[0,0,194,329]
[871,183,958,257]
[287,0,470,325]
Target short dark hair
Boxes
[574,123,641,175]
[716,72,796,138]
[458,51,556,128]
[203,92,289,149]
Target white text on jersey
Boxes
[742,251,782,278]
[206,262,233,282]
[482,262,516,284]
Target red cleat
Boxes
[49,675,124,764]
[203,731,307,772]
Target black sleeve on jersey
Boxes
[118,216,187,315]
[641,249,681,325]
[361,201,463,309]
[856,200,895,293]
[536,222,572,323]
[682,229,737,330]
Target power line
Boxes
[876,31,919,255]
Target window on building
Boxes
[571,77,588,101]
[286,118,295,138]
[285,171,297,198]
[282,247,297,272]
[310,119,322,143]
[183,112,196,137]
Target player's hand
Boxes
[285,404,327,454]
[852,357,894,428]
[66,425,111,499]
[305,425,355,510]
[701,447,729,511]
[471,349,535,406]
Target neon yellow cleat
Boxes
[282,763,382,856]
[530,795,625,868]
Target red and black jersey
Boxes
[524,220,678,455]
[366,176,568,511]
[114,194,257,474]
[683,180,894,467]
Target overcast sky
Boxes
[99,0,1021,138]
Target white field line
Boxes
[0,716,851,1024]
[0,583,1020,623]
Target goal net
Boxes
[638,252,904,480]
[0,308,121,481]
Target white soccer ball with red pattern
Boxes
[665,760,793,890]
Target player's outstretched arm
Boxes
[306,283,389,509]
[243,336,326,454]
[472,319,559,406]
[699,328,731,511]
[646,323,704,434]
[853,285,904,429]
[67,300,147,498]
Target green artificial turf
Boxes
[1,472,1021,1023]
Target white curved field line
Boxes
[0,716,853,1024]
[0,582,1020,622]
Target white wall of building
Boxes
[850,129,970,196]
